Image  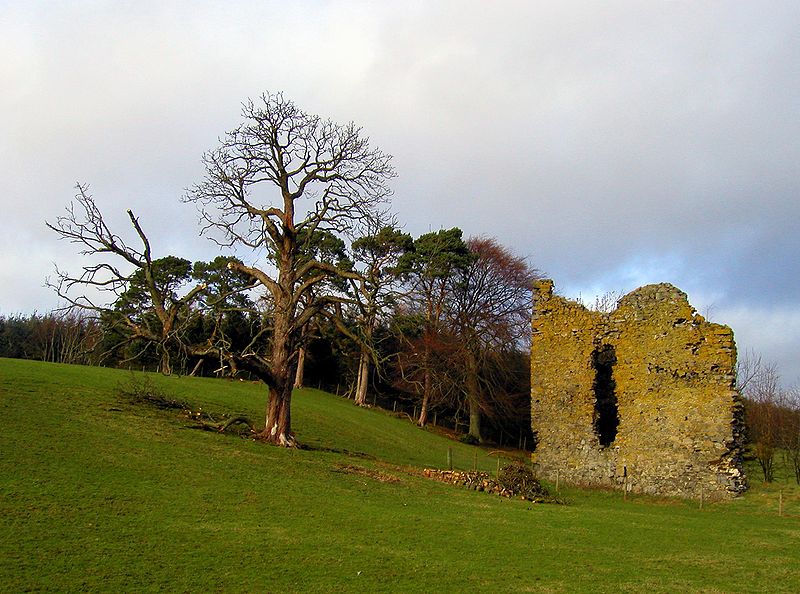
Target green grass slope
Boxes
[1,358,800,593]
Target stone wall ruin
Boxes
[530,280,747,498]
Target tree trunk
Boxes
[355,349,370,406]
[258,298,296,446]
[465,350,482,442]
[260,383,295,446]
[418,366,431,427]
[293,346,306,389]
[468,398,481,442]
[160,347,172,376]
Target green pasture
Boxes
[1,358,799,592]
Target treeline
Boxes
[7,230,536,448]
[0,310,101,365]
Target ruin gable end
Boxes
[530,280,747,498]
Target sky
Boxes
[2,1,799,384]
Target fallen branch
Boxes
[184,414,255,436]
[219,415,256,433]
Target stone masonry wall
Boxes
[531,280,747,498]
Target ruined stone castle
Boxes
[530,280,747,498]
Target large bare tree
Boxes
[186,92,394,446]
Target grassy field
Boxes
[1,358,799,592]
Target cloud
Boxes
[721,305,800,386]
[1,0,799,381]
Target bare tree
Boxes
[44,307,102,365]
[781,387,800,484]
[590,290,624,314]
[186,92,394,446]
[574,290,624,313]
[47,185,207,374]
[739,353,782,482]
[0,309,101,365]
[737,352,800,484]
[736,348,764,394]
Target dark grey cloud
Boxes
[2,1,799,381]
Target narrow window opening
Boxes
[592,344,619,447]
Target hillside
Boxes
[1,358,799,592]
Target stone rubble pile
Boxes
[423,469,539,500]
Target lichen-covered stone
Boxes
[530,280,747,499]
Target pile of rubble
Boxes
[423,463,553,502]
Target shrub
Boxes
[118,375,190,411]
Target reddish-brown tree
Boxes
[450,237,540,441]
[395,229,473,426]
[740,354,783,482]
[390,315,462,422]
